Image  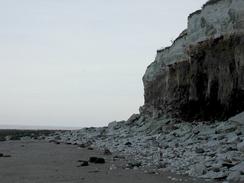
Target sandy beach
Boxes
[0,140,213,183]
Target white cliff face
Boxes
[144,0,244,83]
[188,0,244,43]
[144,32,188,82]
[142,0,244,120]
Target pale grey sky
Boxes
[0,0,206,127]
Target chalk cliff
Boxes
[142,0,244,120]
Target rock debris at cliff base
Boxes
[50,113,244,182]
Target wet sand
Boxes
[0,140,213,183]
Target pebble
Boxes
[80,161,89,167]
[189,164,206,177]
[227,171,241,183]
[104,148,112,155]
[195,148,205,153]
[237,141,244,152]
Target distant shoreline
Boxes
[0,124,81,130]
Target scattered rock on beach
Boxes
[88,157,105,164]
[88,170,100,173]
[79,161,89,167]
[0,153,11,158]
[49,140,60,145]
[104,148,112,155]
[126,161,142,169]
[78,141,93,148]
[0,137,6,141]
[113,155,125,161]
[3,155,11,158]
[95,158,105,164]
[89,157,98,163]
[78,144,86,148]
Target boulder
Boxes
[200,171,227,180]
[230,162,244,173]
[229,112,244,126]
[89,157,98,163]
[216,122,237,134]
[127,114,140,124]
[95,158,105,164]
[195,148,205,154]
[103,148,112,155]
[237,142,244,153]
[189,164,206,177]
[126,161,142,169]
[89,157,105,164]
[78,161,89,167]
[227,171,241,183]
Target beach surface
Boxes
[0,140,213,183]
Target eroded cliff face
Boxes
[142,0,244,120]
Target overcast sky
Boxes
[0,0,206,128]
